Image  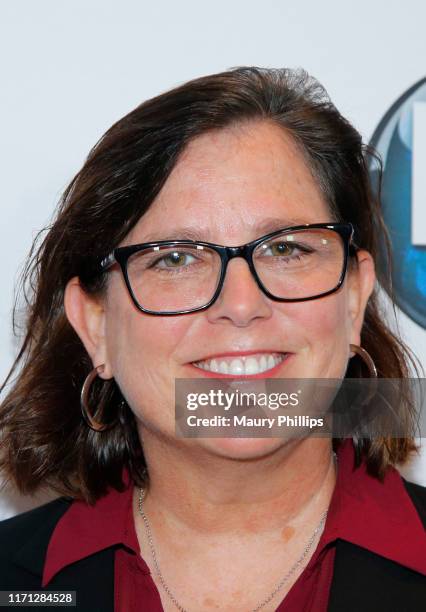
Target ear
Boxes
[346,249,376,349]
[64,277,113,379]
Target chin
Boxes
[198,436,287,460]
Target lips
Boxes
[191,351,290,377]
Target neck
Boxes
[134,434,337,539]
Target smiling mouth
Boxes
[191,352,289,376]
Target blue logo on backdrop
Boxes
[370,78,426,329]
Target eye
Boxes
[264,242,296,256]
[260,241,311,257]
[154,251,197,268]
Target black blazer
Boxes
[1,479,425,612]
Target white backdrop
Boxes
[1,0,425,519]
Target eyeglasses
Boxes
[99,222,357,315]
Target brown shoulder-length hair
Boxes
[0,67,423,504]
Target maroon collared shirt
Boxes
[42,440,426,611]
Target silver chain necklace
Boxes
[137,453,336,612]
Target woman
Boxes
[0,67,425,612]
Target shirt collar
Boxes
[42,440,426,587]
[319,439,426,574]
[42,467,140,587]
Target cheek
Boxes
[104,286,192,428]
[280,291,350,377]
[108,310,189,376]
[105,271,189,375]
[299,294,348,337]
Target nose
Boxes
[206,257,273,327]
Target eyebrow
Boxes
[139,217,318,243]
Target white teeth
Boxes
[193,353,287,375]
[218,361,229,374]
[210,359,219,373]
[244,357,259,375]
[229,359,244,375]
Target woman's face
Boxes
[66,120,375,458]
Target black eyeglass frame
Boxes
[99,222,357,316]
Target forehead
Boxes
[125,120,331,244]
